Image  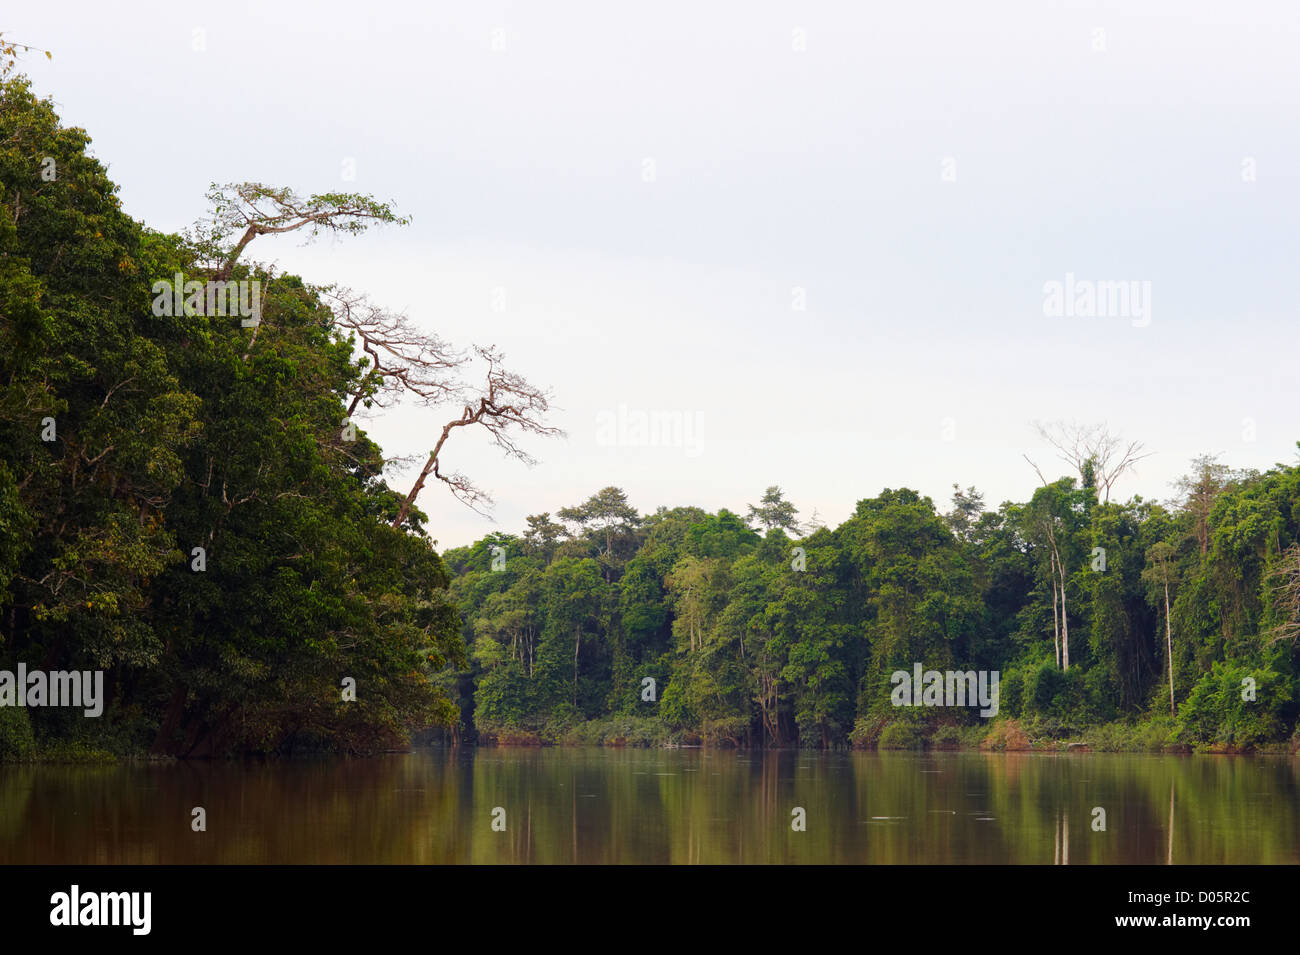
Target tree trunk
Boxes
[392,420,458,529]
[573,628,580,706]
[1050,549,1061,668]
[1051,582,1060,668]
[1165,579,1175,716]
[1057,544,1070,671]
[216,224,258,281]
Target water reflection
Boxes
[0,750,1295,864]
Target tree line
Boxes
[1,62,1296,758]
[444,462,1300,750]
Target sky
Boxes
[8,1,1300,548]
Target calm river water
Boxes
[2,749,1295,864]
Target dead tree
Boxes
[1033,420,1152,503]
[1025,455,1070,670]
[1265,543,1300,646]
[390,346,561,529]
[187,184,559,526]
[321,287,465,418]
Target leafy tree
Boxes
[747,485,799,534]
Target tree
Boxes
[391,346,560,527]
[747,485,800,533]
[665,555,715,653]
[522,513,565,561]
[189,181,411,281]
[0,35,50,79]
[684,509,760,560]
[1143,541,1178,714]
[322,286,464,418]
[765,531,854,747]
[1264,543,1300,647]
[1020,462,1089,670]
[945,484,985,541]
[1174,454,1234,556]
[800,508,828,536]
[0,77,474,757]
[556,487,641,577]
[1033,420,1151,503]
[538,558,607,709]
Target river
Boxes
[2,749,1295,863]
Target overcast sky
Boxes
[11,2,1300,547]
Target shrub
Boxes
[0,706,34,760]
[996,669,1024,719]
[1084,721,1127,752]
[930,725,964,750]
[1023,661,1089,720]
[849,715,887,749]
[981,718,1031,751]
[701,717,749,747]
[1177,662,1291,750]
[878,721,925,750]
[611,716,668,747]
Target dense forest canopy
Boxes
[445,469,1300,751]
[0,73,483,757]
[1,65,1297,759]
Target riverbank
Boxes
[7,705,1298,761]
[473,715,1300,756]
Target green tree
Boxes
[747,485,799,534]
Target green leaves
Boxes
[452,460,1300,749]
[0,79,459,757]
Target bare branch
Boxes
[321,287,467,416]
[391,346,563,530]
[1032,420,1153,502]
[1265,543,1300,646]
[1023,454,1050,488]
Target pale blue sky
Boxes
[11,1,1300,546]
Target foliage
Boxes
[0,77,464,758]
[444,454,1300,750]
[1177,662,1291,749]
[5,71,1300,757]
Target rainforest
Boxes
[1,65,1298,763]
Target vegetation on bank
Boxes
[0,70,481,759]
[2,58,1299,760]
[444,469,1300,754]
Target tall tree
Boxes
[747,485,800,533]
[1144,541,1179,714]
[557,487,641,578]
[945,484,985,542]
[1033,420,1151,504]
[1174,454,1233,556]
